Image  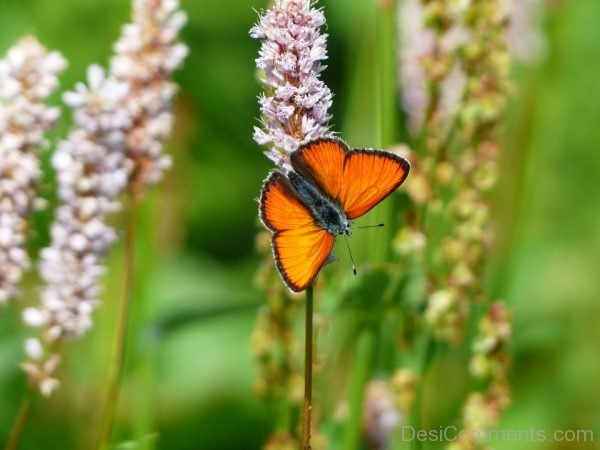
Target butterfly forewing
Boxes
[260,170,315,232]
[259,171,335,292]
[291,138,410,220]
[290,138,346,199]
[341,149,410,219]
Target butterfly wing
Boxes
[291,138,410,220]
[260,170,335,292]
[339,149,410,219]
[289,138,346,199]
[272,228,335,293]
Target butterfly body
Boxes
[259,137,410,292]
[287,170,351,236]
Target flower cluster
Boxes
[250,0,333,167]
[363,380,402,450]
[398,0,544,137]
[470,302,512,382]
[21,337,61,397]
[507,0,547,65]
[361,370,418,450]
[424,288,468,345]
[0,36,66,304]
[24,65,132,341]
[397,0,467,136]
[111,0,189,189]
[21,66,131,395]
[450,304,512,450]
[447,385,511,450]
[448,302,512,450]
[263,432,297,450]
[395,1,514,445]
[396,0,473,343]
[22,0,187,396]
[434,0,511,342]
[397,0,512,344]
[391,368,418,417]
[250,290,302,400]
[396,0,435,135]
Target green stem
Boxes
[411,334,436,450]
[96,195,138,450]
[377,1,397,149]
[129,196,157,450]
[4,396,31,450]
[344,326,376,450]
[301,285,314,450]
[371,1,397,261]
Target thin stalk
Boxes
[371,1,397,261]
[4,396,31,450]
[96,194,138,450]
[128,196,156,450]
[301,285,314,450]
[343,327,376,450]
[411,334,436,450]
[377,1,397,149]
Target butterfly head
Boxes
[341,221,353,236]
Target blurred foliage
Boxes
[0,0,599,449]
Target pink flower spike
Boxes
[251,0,333,166]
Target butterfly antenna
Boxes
[343,234,357,275]
[354,223,385,230]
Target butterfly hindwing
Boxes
[273,227,334,292]
[291,138,410,220]
[259,171,335,292]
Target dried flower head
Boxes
[0,36,66,304]
[470,301,512,380]
[425,289,469,344]
[363,380,402,450]
[391,368,418,416]
[263,431,297,450]
[393,227,427,256]
[396,0,434,134]
[447,385,511,450]
[507,0,547,65]
[21,337,61,397]
[396,0,467,136]
[251,0,333,167]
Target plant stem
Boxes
[4,396,31,450]
[301,284,314,450]
[377,0,396,149]
[344,326,375,450]
[96,194,138,450]
[371,0,397,261]
[129,196,156,450]
[411,334,436,450]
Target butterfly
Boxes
[259,137,410,292]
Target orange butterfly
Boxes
[259,137,410,292]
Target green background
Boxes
[0,0,599,449]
